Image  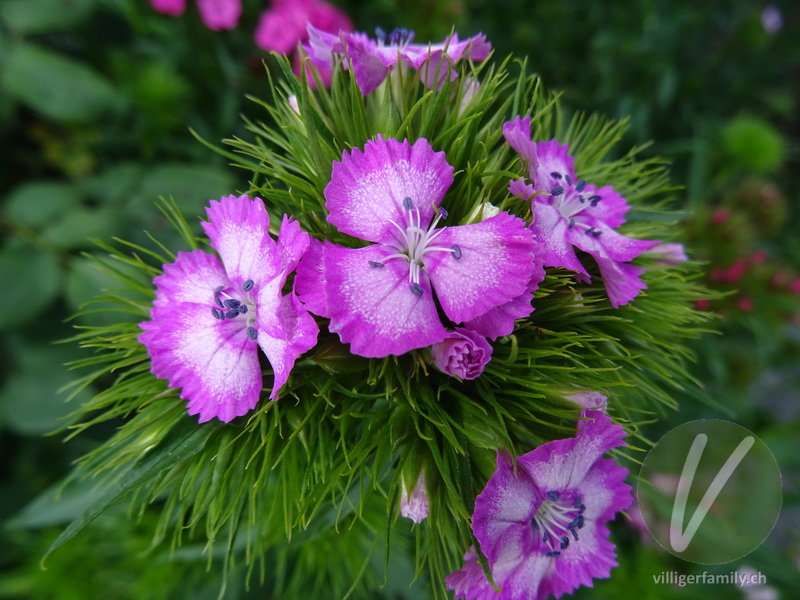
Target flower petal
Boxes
[594,255,649,308]
[323,243,448,357]
[343,32,392,95]
[325,137,454,244]
[139,303,261,423]
[531,202,589,280]
[531,140,576,192]
[425,213,536,323]
[294,237,329,317]
[257,293,319,400]
[503,116,537,170]
[202,195,280,287]
[568,222,660,264]
[152,250,229,308]
[197,0,242,31]
[582,184,630,229]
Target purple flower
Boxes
[761,5,783,34]
[254,0,352,55]
[400,471,429,523]
[197,0,241,31]
[431,328,492,380]
[504,116,660,308]
[447,410,633,600]
[139,195,318,423]
[646,242,688,265]
[150,0,186,16]
[302,24,491,95]
[295,136,537,358]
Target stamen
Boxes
[243,279,254,292]
[573,497,582,508]
[438,207,448,220]
[550,172,562,180]
[368,261,385,268]
[375,27,387,43]
[211,308,223,319]
[565,174,573,186]
[224,299,241,309]
[591,230,602,237]
[403,196,414,210]
[575,179,587,192]
[560,536,570,550]
[545,551,561,558]
[578,195,585,203]
[547,491,560,501]
[409,283,423,296]
[568,218,575,229]
[551,186,564,196]
[589,195,601,207]
[225,309,239,319]
[247,327,258,340]
[451,244,462,260]
[215,296,224,308]
[584,227,595,236]
[238,305,248,314]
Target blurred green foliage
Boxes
[1,0,799,598]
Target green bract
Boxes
[53,53,709,599]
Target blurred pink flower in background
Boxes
[150,0,187,16]
[761,5,783,35]
[255,0,352,54]
[197,0,242,31]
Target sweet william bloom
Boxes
[302,24,491,95]
[151,0,186,15]
[504,116,660,308]
[447,409,632,600]
[255,0,352,54]
[295,136,537,358]
[197,0,241,31]
[431,328,492,380]
[400,471,429,523]
[139,195,318,423]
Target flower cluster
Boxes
[119,22,694,600]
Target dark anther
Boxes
[546,491,559,501]
[576,179,587,192]
[551,186,564,196]
[438,207,448,220]
[578,504,586,513]
[224,299,241,309]
[211,308,223,319]
[550,172,562,180]
[542,532,549,544]
[243,279,255,292]
[451,244,462,260]
[589,195,602,207]
[569,515,585,530]
[531,518,539,529]
[409,283,424,296]
[368,260,385,268]
[578,195,585,203]
[214,285,224,294]
[560,536,570,550]
[570,527,580,541]
[545,551,561,558]
[584,227,596,236]
[375,27,387,42]
[573,497,582,508]
[565,174,573,186]
[225,309,239,319]
[247,327,258,340]
[591,230,602,237]
[215,295,224,308]
[568,218,575,229]
[403,196,414,210]
[238,305,248,314]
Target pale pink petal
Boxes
[139,303,261,423]
[202,195,280,288]
[152,250,228,308]
[530,202,589,280]
[325,137,453,244]
[257,293,319,400]
[592,256,649,309]
[324,244,448,357]
[294,237,329,317]
[197,0,241,31]
[503,116,537,169]
[254,5,310,53]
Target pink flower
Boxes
[447,410,633,599]
[150,0,187,16]
[400,471,429,523]
[431,328,493,380]
[197,0,242,31]
[255,0,352,54]
[737,297,755,311]
[139,195,318,422]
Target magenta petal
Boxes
[150,0,186,16]
[202,195,280,288]
[584,184,630,229]
[531,140,576,190]
[446,549,498,600]
[139,303,262,423]
[152,250,228,308]
[343,34,392,94]
[568,222,660,264]
[257,293,319,400]
[324,244,448,357]
[531,203,589,280]
[503,116,537,170]
[277,214,310,274]
[294,237,329,317]
[254,4,309,53]
[425,213,536,324]
[593,255,649,308]
[325,137,454,244]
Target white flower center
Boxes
[210,279,258,340]
[531,490,586,558]
[547,171,604,238]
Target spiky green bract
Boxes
[54,56,711,598]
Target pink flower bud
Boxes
[431,328,492,380]
[400,472,428,523]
